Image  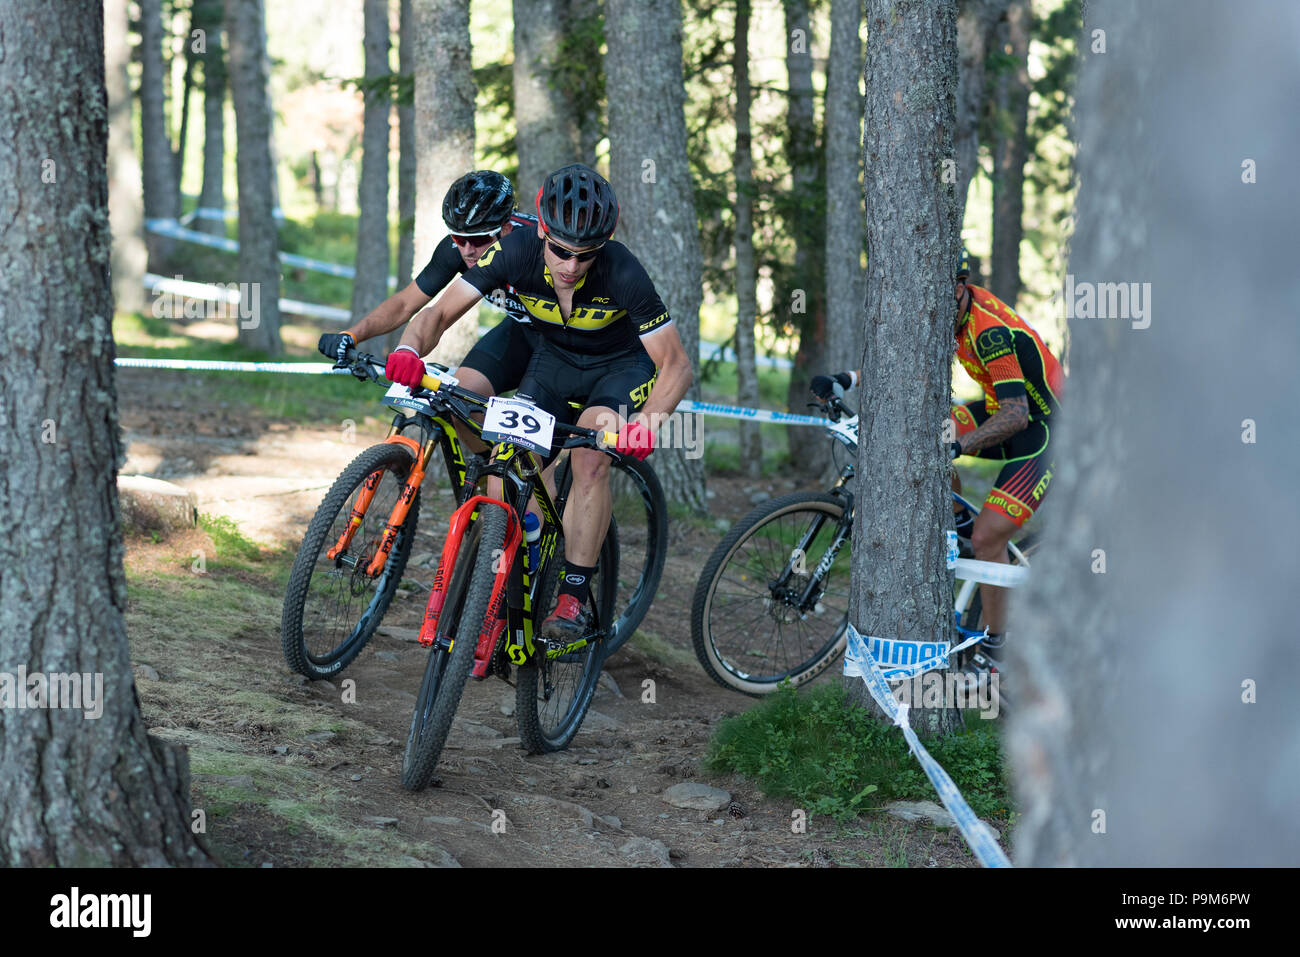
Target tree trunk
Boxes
[606,0,707,513]
[106,0,147,313]
[412,0,477,365]
[140,0,179,265]
[782,0,830,478]
[989,0,1030,306]
[173,9,198,215]
[0,0,211,867]
[513,0,581,201]
[352,0,392,326]
[825,0,866,377]
[569,0,604,165]
[954,0,1009,224]
[196,0,228,237]
[1011,0,1300,867]
[225,0,282,353]
[397,0,416,283]
[733,0,761,476]
[850,0,961,735]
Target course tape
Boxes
[146,217,391,284]
[144,273,351,322]
[844,632,991,681]
[951,557,1030,587]
[844,623,1012,868]
[110,356,831,427]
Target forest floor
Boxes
[116,364,1001,869]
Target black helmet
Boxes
[535,164,619,247]
[443,170,515,234]
[956,247,972,280]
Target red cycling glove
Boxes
[385,347,426,388]
[616,421,654,460]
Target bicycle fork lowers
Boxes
[418,495,523,678]
[326,432,427,577]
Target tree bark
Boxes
[140,0,179,265]
[607,0,707,513]
[733,0,761,476]
[196,0,228,237]
[173,8,198,214]
[0,0,211,867]
[782,0,830,478]
[351,0,392,326]
[513,0,581,201]
[225,0,282,353]
[106,0,147,313]
[989,0,1030,306]
[825,0,866,377]
[397,0,416,283]
[1011,0,1300,867]
[954,0,1009,224]
[412,0,477,365]
[850,0,961,735]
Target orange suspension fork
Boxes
[418,496,521,652]
[363,435,429,577]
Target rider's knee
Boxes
[570,446,609,485]
[970,522,1012,559]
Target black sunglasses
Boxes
[546,239,603,263]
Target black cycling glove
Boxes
[318,332,356,366]
[810,371,855,401]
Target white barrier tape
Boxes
[145,218,390,283]
[951,557,1030,587]
[844,624,1012,868]
[677,399,827,427]
[144,273,351,322]
[115,357,348,375]
[699,340,793,371]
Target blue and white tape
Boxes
[844,624,1011,868]
[951,557,1030,587]
[144,273,351,322]
[676,399,827,428]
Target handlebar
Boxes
[340,347,621,453]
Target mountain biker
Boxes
[382,164,693,645]
[811,250,1064,666]
[316,169,538,449]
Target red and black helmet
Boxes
[535,164,619,247]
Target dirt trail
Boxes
[118,368,983,868]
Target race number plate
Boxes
[481,396,556,455]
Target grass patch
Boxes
[198,513,267,566]
[627,628,698,670]
[705,682,1012,825]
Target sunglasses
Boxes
[451,230,500,248]
[546,239,603,263]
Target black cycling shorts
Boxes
[516,339,657,443]
[458,319,539,395]
[951,399,1054,528]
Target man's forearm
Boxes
[958,396,1029,454]
[397,306,444,356]
[636,359,692,425]
[348,295,419,344]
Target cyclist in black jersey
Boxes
[317,169,538,450]
[384,164,693,644]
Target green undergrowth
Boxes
[705,682,1013,826]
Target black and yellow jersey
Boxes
[457,227,673,356]
[414,211,535,322]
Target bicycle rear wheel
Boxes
[556,453,667,651]
[691,491,852,696]
[281,443,420,681]
[516,525,618,753]
[401,506,508,791]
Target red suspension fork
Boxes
[418,496,522,651]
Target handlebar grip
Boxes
[602,431,619,447]
[419,374,443,392]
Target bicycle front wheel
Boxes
[691,491,852,696]
[516,524,618,753]
[281,442,420,681]
[401,506,508,792]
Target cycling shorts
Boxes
[458,319,539,396]
[516,340,657,463]
[951,399,1054,528]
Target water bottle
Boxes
[523,512,541,573]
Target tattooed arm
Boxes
[956,396,1029,455]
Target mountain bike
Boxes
[280,349,666,683]
[690,391,1037,697]
[393,367,651,790]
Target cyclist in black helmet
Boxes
[318,169,541,450]
[384,164,693,644]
